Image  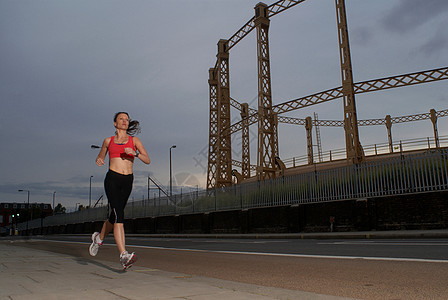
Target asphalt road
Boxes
[15,235,448,299]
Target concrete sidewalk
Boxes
[0,241,355,300]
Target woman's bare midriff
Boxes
[109,157,134,175]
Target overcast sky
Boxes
[1,0,447,211]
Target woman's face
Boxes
[114,113,129,130]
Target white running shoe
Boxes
[120,251,137,270]
[89,232,102,256]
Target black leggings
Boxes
[104,170,133,224]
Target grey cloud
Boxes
[382,0,448,33]
[415,22,448,57]
[351,26,374,46]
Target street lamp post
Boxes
[18,189,30,234]
[89,144,102,207]
[53,191,56,214]
[170,145,176,198]
[89,175,93,208]
[89,144,100,209]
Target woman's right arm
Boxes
[96,137,110,166]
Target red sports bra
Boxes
[108,136,135,160]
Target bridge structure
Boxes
[206,0,448,190]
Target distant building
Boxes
[0,202,53,233]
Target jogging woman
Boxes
[89,112,150,270]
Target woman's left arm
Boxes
[133,137,150,164]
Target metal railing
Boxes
[284,135,448,167]
[16,148,448,231]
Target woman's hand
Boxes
[96,157,105,166]
[132,137,150,164]
[124,147,136,156]
[95,137,109,167]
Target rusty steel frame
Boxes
[226,0,307,52]
[274,108,448,127]
[255,3,278,180]
[228,67,448,135]
[207,0,448,189]
[231,108,448,168]
[240,103,251,178]
[305,116,313,164]
[335,0,363,163]
[206,69,218,190]
[215,40,233,188]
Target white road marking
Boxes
[31,239,448,264]
[319,241,448,246]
